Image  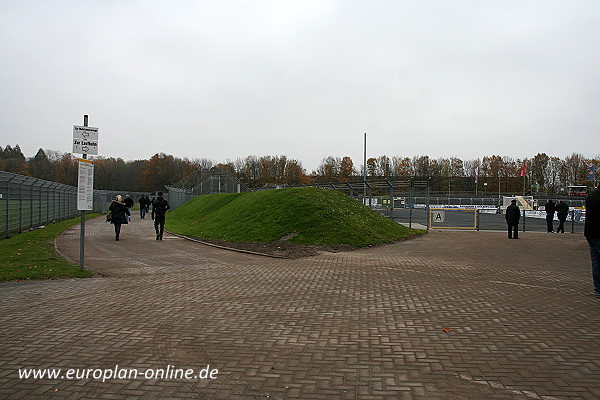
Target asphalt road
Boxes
[387,208,584,234]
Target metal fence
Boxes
[0,170,181,238]
[0,171,104,237]
[167,168,247,209]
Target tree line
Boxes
[1,144,598,194]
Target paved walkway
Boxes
[1,216,599,399]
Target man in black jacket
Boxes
[556,200,569,233]
[544,199,556,233]
[505,199,521,239]
[124,194,134,221]
[152,192,170,241]
[584,185,600,297]
[139,196,148,219]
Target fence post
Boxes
[19,180,23,233]
[38,183,42,228]
[46,185,50,225]
[29,181,33,230]
[4,177,10,238]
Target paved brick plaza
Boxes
[1,216,599,399]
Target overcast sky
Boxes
[1,0,599,172]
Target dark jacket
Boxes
[124,197,134,208]
[585,187,600,238]
[109,201,130,224]
[556,202,569,220]
[544,201,556,216]
[152,197,170,215]
[505,204,521,224]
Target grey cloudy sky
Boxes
[1,0,599,172]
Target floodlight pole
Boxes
[363,132,367,202]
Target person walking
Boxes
[584,185,600,298]
[150,196,157,220]
[556,200,569,233]
[144,195,151,216]
[152,192,170,240]
[544,199,556,233]
[124,194,134,221]
[139,196,148,219]
[109,195,130,241]
[505,199,521,239]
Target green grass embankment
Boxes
[168,187,424,247]
[0,215,99,282]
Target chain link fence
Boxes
[0,171,103,238]
[0,171,158,238]
[166,168,247,209]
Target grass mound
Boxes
[168,187,423,248]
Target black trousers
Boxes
[154,214,166,238]
[546,215,554,232]
[507,223,519,239]
[557,218,566,233]
[114,223,122,239]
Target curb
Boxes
[165,231,292,259]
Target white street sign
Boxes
[77,158,94,211]
[73,125,99,155]
[73,125,98,140]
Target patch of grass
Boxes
[168,187,424,247]
[0,214,99,282]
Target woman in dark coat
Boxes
[109,195,130,241]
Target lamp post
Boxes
[363,132,367,202]
[498,175,501,198]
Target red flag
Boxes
[520,162,526,177]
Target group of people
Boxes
[108,192,170,241]
[504,186,600,298]
[543,199,570,233]
[504,199,573,239]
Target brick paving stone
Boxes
[1,216,599,399]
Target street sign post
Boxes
[73,116,99,271]
[73,125,99,155]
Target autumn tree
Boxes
[339,156,355,180]
[1,144,27,174]
[317,156,340,182]
[28,148,53,181]
[94,157,129,190]
[377,155,392,177]
[531,153,549,192]
[242,156,261,182]
[139,153,186,192]
[54,154,78,186]
[392,157,412,177]
[561,153,587,187]
[412,155,430,178]
[283,159,306,185]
